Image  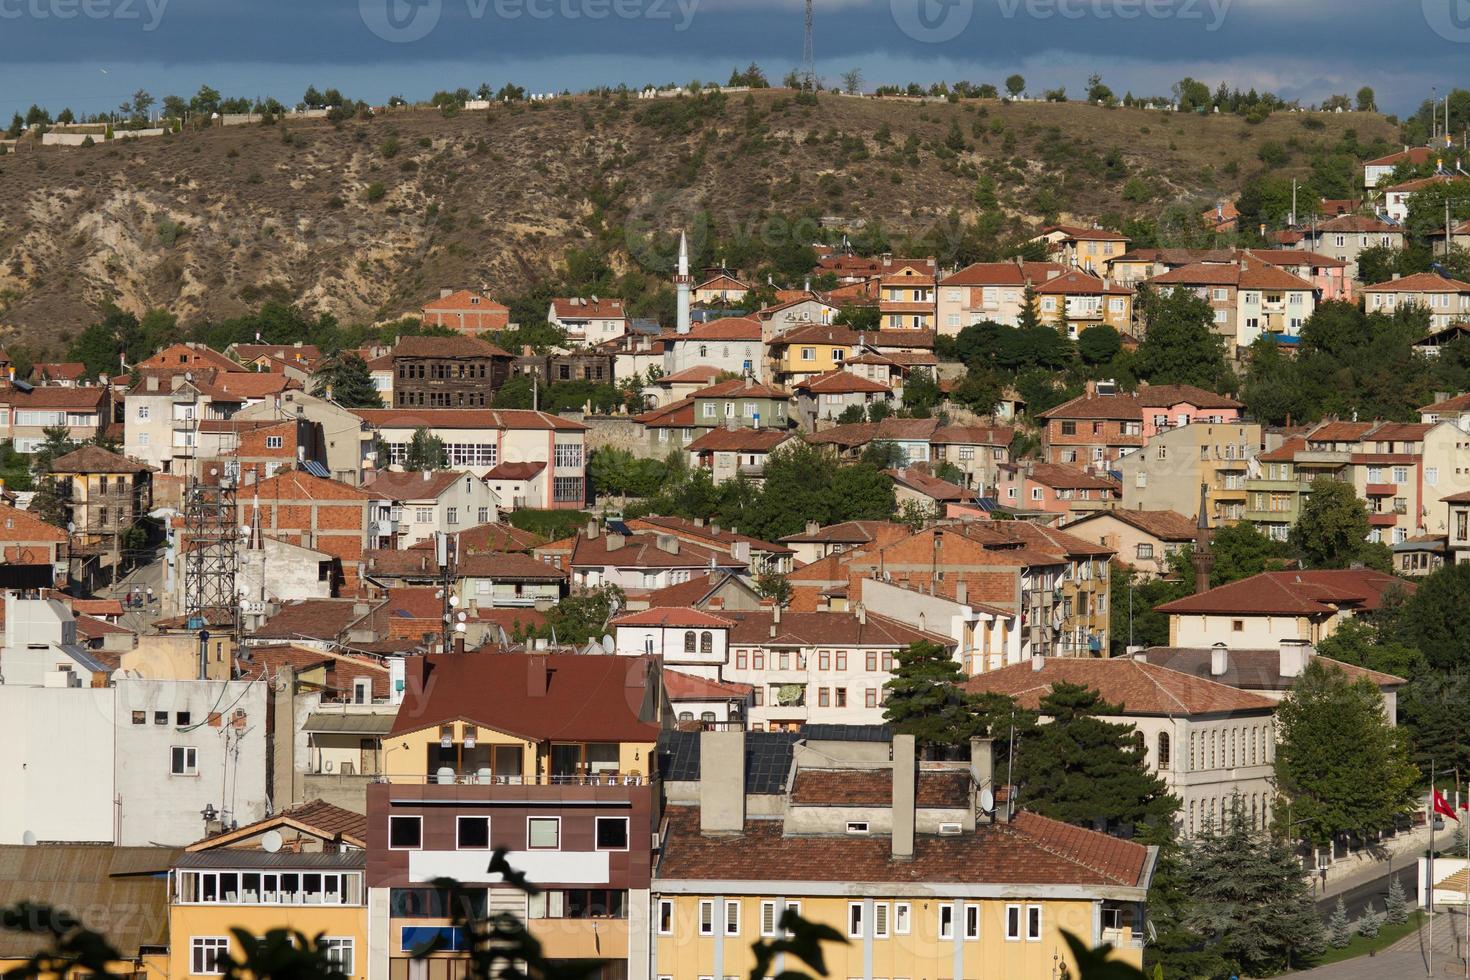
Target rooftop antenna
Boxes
[802,0,815,92]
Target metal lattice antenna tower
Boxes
[802,0,815,92]
[183,473,239,634]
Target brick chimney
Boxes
[891,734,916,861]
[526,655,550,697]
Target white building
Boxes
[0,594,111,687]
[363,469,499,547]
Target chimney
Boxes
[440,288,454,299]
[1210,642,1229,677]
[656,534,679,555]
[805,520,819,536]
[891,734,916,861]
[606,531,626,551]
[773,603,782,625]
[699,729,746,835]
[1031,654,1045,672]
[526,655,550,697]
[586,519,600,540]
[856,603,866,626]
[1279,639,1312,679]
[422,469,432,482]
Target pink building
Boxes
[1253,250,1353,303]
[1040,381,1245,471]
[996,462,1121,518]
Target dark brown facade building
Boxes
[392,336,515,409]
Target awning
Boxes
[303,712,395,735]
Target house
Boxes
[1115,421,1264,524]
[124,371,291,476]
[549,296,629,346]
[136,342,246,375]
[1061,509,1198,580]
[228,472,382,594]
[692,272,750,306]
[353,409,588,506]
[887,467,978,514]
[652,365,724,406]
[167,802,368,980]
[29,361,86,386]
[690,378,792,432]
[0,501,68,567]
[996,462,1121,518]
[1381,174,1465,223]
[482,461,550,512]
[1364,272,1470,329]
[513,350,614,386]
[558,523,748,593]
[228,342,324,374]
[1153,569,1411,647]
[1148,256,1316,350]
[685,427,795,486]
[1364,146,1437,189]
[935,260,1068,333]
[624,570,765,613]
[390,336,514,409]
[963,656,1279,837]
[654,731,1153,979]
[766,323,859,386]
[233,389,377,486]
[420,288,511,335]
[0,383,108,454]
[664,317,766,380]
[1202,199,1239,233]
[1394,534,1447,577]
[1294,214,1403,279]
[364,469,499,547]
[755,295,840,338]
[1039,381,1244,472]
[791,371,891,429]
[1255,249,1353,302]
[878,261,938,331]
[48,444,154,585]
[634,397,710,454]
[930,425,1014,492]
[367,653,666,980]
[1243,437,1307,542]
[776,520,912,566]
[1033,224,1131,271]
[1032,270,1134,340]
[1104,247,1236,284]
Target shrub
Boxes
[364,182,386,203]
[381,137,400,158]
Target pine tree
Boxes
[881,641,982,754]
[1356,903,1384,939]
[1385,875,1410,925]
[1183,796,1327,975]
[403,428,447,471]
[1018,282,1041,331]
[311,353,383,408]
[1328,896,1352,948]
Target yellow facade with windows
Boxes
[167,903,368,980]
[385,718,654,785]
[651,892,1141,979]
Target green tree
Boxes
[1379,562,1470,670]
[1274,660,1418,847]
[754,570,793,608]
[901,368,942,417]
[882,641,983,753]
[1005,74,1025,98]
[1168,521,1291,591]
[1134,287,1232,391]
[535,584,623,644]
[404,428,447,471]
[312,354,383,408]
[493,374,537,409]
[949,368,1002,417]
[1290,477,1373,569]
[1313,618,1425,678]
[1012,683,1179,832]
[1077,325,1121,365]
[1327,896,1352,948]
[1356,86,1377,112]
[1385,875,1410,925]
[1182,796,1327,975]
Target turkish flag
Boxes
[1435,789,1461,822]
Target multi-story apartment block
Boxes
[549,296,629,346]
[391,336,514,409]
[1034,224,1131,271]
[1040,381,1244,472]
[689,379,792,431]
[363,469,499,547]
[996,461,1122,518]
[1295,215,1403,280]
[1364,272,1470,328]
[1032,271,1134,339]
[653,731,1153,980]
[877,259,937,331]
[367,652,667,980]
[0,383,108,454]
[935,260,1068,333]
[1149,257,1316,351]
[1115,421,1265,525]
[1061,508,1199,581]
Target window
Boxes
[835,688,847,708]
[131,711,145,725]
[321,938,353,975]
[477,507,490,524]
[415,508,433,523]
[801,347,816,361]
[658,899,674,935]
[447,507,459,526]
[176,711,191,726]
[894,903,911,935]
[155,711,168,725]
[845,821,869,835]
[725,900,741,936]
[938,904,955,940]
[1157,731,1171,771]
[1135,543,1154,560]
[389,815,422,850]
[457,816,490,850]
[847,903,864,939]
[700,631,713,654]
[138,433,150,447]
[527,817,560,849]
[265,435,284,450]
[684,631,696,653]
[699,900,715,936]
[873,902,890,939]
[964,904,980,940]
[191,937,229,975]
[595,817,628,851]
[1006,905,1022,941]
[865,689,877,709]
[1027,905,1043,941]
[760,900,779,936]
[171,746,198,775]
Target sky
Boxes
[0,0,1465,119]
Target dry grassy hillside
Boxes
[0,91,1397,350]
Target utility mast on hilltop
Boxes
[802,0,815,92]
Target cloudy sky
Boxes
[0,0,1463,118]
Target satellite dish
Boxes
[601,634,615,654]
[979,787,995,813]
[21,830,36,846]
[261,830,284,853]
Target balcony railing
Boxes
[384,771,647,786]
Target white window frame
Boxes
[894,902,911,935]
[698,899,715,936]
[760,900,779,937]
[1006,904,1022,941]
[938,903,955,940]
[171,745,198,776]
[1027,904,1043,942]
[321,938,353,975]
[265,435,284,450]
[388,815,422,851]
[526,816,561,850]
[455,815,490,850]
[657,899,674,935]
[724,900,741,936]
[847,902,864,939]
[191,937,230,976]
[873,902,890,939]
[964,904,981,940]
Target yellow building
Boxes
[652,732,1152,980]
[1033,270,1135,340]
[168,801,368,980]
[765,324,861,387]
[1033,225,1131,273]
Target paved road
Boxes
[1321,863,1421,921]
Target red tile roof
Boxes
[613,607,735,628]
[724,610,947,648]
[791,769,970,808]
[1154,569,1411,616]
[694,379,791,400]
[353,409,588,432]
[795,370,890,395]
[1032,270,1133,296]
[422,289,508,313]
[659,365,724,385]
[1064,509,1198,542]
[391,652,663,742]
[663,668,753,700]
[887,467,975,503]
[1041,224,1130,242]
[483,461,548,481]
[1020,463,1121,492]
[769,323,861,347]
[367,469,474,499]
[685,428,794,453]
[553,297,626,320]
[963,656,1276,716]
[1363,271,1470,293]
[50,444,152,475]
[939,261,1068,287]
[393,336,512,359]
[676,317,763,341]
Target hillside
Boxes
[0,91,1398,351]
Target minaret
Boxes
[1193,482,1213,595]
[675,231,692,336]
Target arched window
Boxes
[678,711,693,722]
[684,631,696,653]
[700,631,713,654]
[701,711,716,722]
[1157,732,1171,771]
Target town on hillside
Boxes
[9,50,1470,980]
